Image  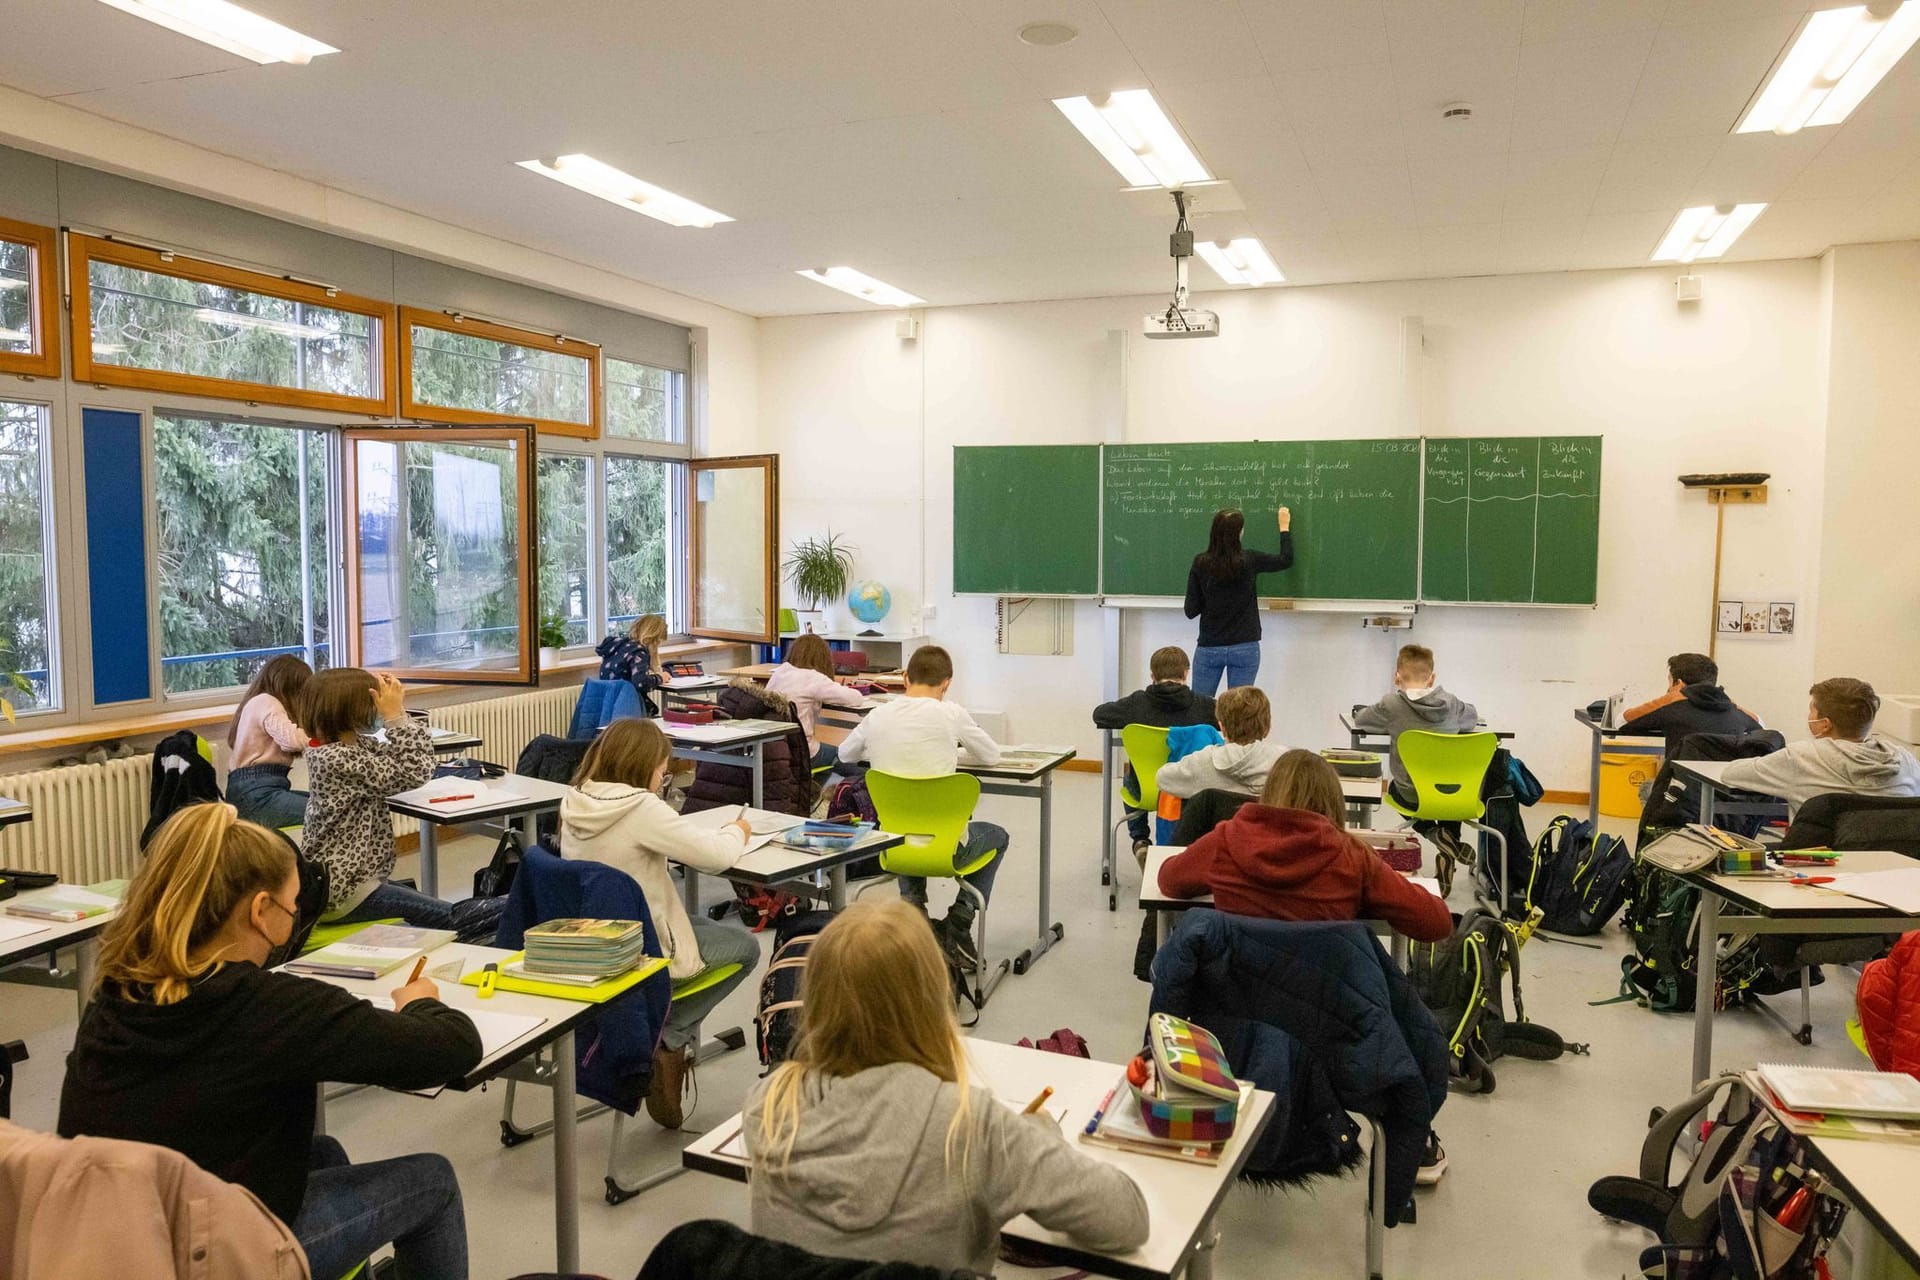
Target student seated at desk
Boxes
[560,718,762,1129]
[1154,686,1281,802]
[58,804,481,1280]
[836,645,1007,973]
[1093,644,1217,864]
[1618,652,1761,755]
[1353,644,1478,809]
[1722,677,1920,810]
[745,900,1149,1274]
[596,613,668,714]
[225,655,314,831]
[768,633,867,774]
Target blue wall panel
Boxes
[82,408,152,705]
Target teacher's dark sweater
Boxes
[59,962,482,1222]
[1184,534,1294,647]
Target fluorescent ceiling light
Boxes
[517,155,733,229]
[1736,2,1920,134]
[192,308,330,339]
[1052,89,1210,188]
[796,267,924,308]
[1651,204,1768,263]
[0,328,29,344]
[1194,238,1286,287]
[94,0,337,65]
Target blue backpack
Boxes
[1534,815,1632,935]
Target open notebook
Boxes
[1757,1063,1920,1120]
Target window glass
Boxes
[0,400,55,714]
[89,261,377,399]
[0,240,31,358]
[605,456,672,633]
[353,435,527,674]
[537,454,590,648]
[154,416,332,694]
[605,358,683,443]
[408,321,592,427]
[690,456,775,641]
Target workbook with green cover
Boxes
[5,879,129,923]
[283,924,457,980]
[523,918,651,979]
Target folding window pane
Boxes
[346,427,535,684]
[537,454,590,648]
[0,400,56,714]
[0,241,30,356]
[606,456,672,634]
[402,309,597,438]
[605,358,683,443]
[0,219,59,379]
[154,416,331,694]
[690,455,777,644]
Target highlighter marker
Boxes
[477,962,499,999]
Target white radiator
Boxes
[0,755,151,882]
[428,685,581,770]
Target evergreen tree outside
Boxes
[0,400,52,711]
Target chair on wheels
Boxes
[1105,724,1172,912]
[864,771,1009,1008]
[1385,731,1508,915]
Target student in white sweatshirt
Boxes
[766,633,868,771]
[558,718,761,1129]
[1722,677,1920,811]
[1156,685,1285,800]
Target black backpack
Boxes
[1533,815,1633,935]
[1408,907,1568,1094]
[755,909,836,1070]
[1471,749,1538,919]
[1619,861,1763,1014]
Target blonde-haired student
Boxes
[59,803,480,1280]
[767,633,867,772]
[596,613,669,713]
[745,900,1149,1273]
[1155,685,1284,800]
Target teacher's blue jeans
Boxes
[1193,642,1261,696]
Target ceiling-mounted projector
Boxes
[1143,189,1219,341]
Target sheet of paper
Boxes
[1822,868,1920,915]
[49,885,124,910]
[665,722,757,743]
[391,778,526,814]
[1411,876,1442,899]
[363,996,546,1059]
[715,1125,747,1159]
[0,797,25,811]
[0,916,51,945]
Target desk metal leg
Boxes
[1391,932,1408,970]
[828,865,848,910]
[418,822,440,899]
[519,812,538,848]
[1692,892,1721,1089]
[1699,780,1718,830]
[751,742,765,810]
[685,867,702,916]
[74,938,98,1018]
[552,1029,580,1273]
[1588,733,1604,827]
[1101,730,1116,901]
[1186,1226,1220,1280]
[1014,773,1065,975]
[1156,910,1169,950]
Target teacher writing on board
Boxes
[1184,507,1294,695]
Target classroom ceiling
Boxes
[4,0,1920,316]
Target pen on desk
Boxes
[477,962,498,999]
[1084,1085,1118,1135]
[428,794,475,804]
[406,956,428,985]
[1023,1086,1054,1116]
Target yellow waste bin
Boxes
[1598,751,1660,819]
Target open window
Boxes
[400,307,599,440]
[343,425,538,685]
[688,454,777,645]
[0,218,61,380]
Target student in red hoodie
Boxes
[1157,748,1452,943]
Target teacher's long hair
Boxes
[1200,508,1246,580]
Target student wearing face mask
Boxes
[1722,676,1920,812]
[558,718,761,1129]
[59,803,481,1280]
[301,667,447,927]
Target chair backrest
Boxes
[1120,723,1174,808]
[1784,792,1920,856]
[866,771,982,879]
[568,679,642,739]
[1397,730,1499,822]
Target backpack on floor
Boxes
[1472,750,1539,919]
[1619,861,1764,1015]
[1408,906,1568,1094]
[1533,815,1633,936]
[754,909,836,1071]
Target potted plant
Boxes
[537,613,570,668]
[782,531,856,634]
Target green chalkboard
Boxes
[1421,436,1602,604]
[952,445,1100,595]
[1101,440,1422,600]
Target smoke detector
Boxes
[1440,102,1474,123]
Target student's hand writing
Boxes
[372,672,408,721]
[1277,506,1292,533]
[392,976,438,1010]
[729,817,753,842]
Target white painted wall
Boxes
[757,260,1837,789]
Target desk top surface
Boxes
[1338,713,1512,740]
[682,805,906,885]
[1690,850,1920,919]
[386,772,576,823]
[1138,845,1441,913]
[0,885,120,965]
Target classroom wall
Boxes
[754,260,1840,789]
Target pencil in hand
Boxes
[1022,1086,1054,1116]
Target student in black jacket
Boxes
[1093,646,1218,862]
[1619,652,1762,756]
[59,803,482,1280]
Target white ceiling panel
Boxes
[1511,31,1657,151]
[1727,198,1871,260]
[1419,221,1505,276]
[1520,0,1667,44]
[1240,0,1393,72]
[1569,209,1677,268]
[1411,152,1512,226]
[1096,0,1270,82]
[1503,145,1613,220]
[1394,45,1520,159]
[1686,129,1832,205]
[1497,216,1587,272]
[1618,15,1803,140]
[1384,0,1526,58]
[1317,164,1419,228]
[1778,114,1920,204]
[1276,60,1408,171]
[1591,135,1726,213]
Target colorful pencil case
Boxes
[1719,846,1768,873]
[1128,1056,1239,1144]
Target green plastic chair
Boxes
[1385,730,1508,914]
[299,919,403,956]
[865,771,1003,1005]
[1118,724,1173,813]
[672,962,743,1002]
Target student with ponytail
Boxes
[745,900,1148,1273]
[59,804,482,1280]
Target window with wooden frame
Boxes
[343,425,539,685]
[70,234,393,415]
[0,218,60,380]
[400,307,600,440]
[689,454,777,645]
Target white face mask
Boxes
[1402,685,1436,701]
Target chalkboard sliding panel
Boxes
[1418,435,1602,607]
[952,445,1101,596]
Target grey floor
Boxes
[0,777,1876,1280]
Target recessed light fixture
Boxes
[517,155,733,229]
[1736,1,1920,134]
[192,308,331,339]
[94,0,337,65]
[1194,238,1286,286]
[1651,204,1768,263]
[796,267,925,308]
[1018,21,1079,46]
[1052,90,1211,189]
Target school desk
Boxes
[961,746,1077,977]
[1339,711,1513,752]
[1571,708,1665,825]
[719,663,907,690]
[1681,850,1920,1092]
[0,796,32,829]
[424,725,486,755]
[0,880,115,1018]
[387,772,576,899]
[1668,758,1793,830]
[661,718,797,823]
[1772,1106,1920,1279]
[683,1036,1279,1280]
[679,805,906,911]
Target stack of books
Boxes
[1748,1064,1920,1143]
[5,880,128,923]
[284,924,456,980]
[522,918,650,983]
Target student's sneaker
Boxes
[646,1043,691,1129]
[1416,1133,1448,1186]
[1132,837,1151,868]
[939,916,982,974]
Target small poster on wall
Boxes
[1717,597,1795,638]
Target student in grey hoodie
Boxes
[1722,677,1920,811]
[1352,644,1479,806]
[746,900,1149,1275]
[1156,685,1284,800]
